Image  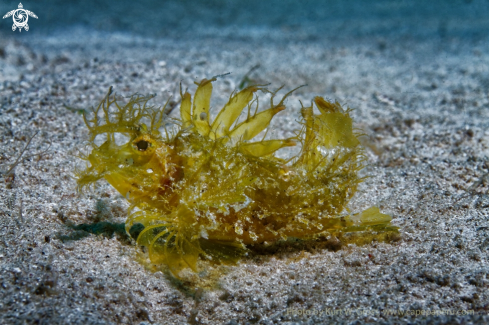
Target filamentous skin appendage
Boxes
[77,76,393,276]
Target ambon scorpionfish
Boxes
[77,76,394,276]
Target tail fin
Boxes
[348,206,394,231]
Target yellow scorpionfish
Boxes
[77,76,394,276]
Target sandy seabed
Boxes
[1,27,489,324]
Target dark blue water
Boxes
[1,0,488,40]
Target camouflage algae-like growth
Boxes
[77,76,394,276]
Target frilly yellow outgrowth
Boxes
[77,76,396,277]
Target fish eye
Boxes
[135,140,150,151]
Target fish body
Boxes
[78,77,393,276]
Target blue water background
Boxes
[0,0,488,41]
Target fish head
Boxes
[77,89,179,206]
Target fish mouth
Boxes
[103,166,159,204]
